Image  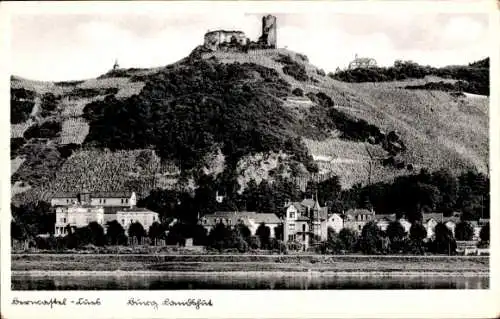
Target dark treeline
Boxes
[338,168,489,223]
[331,58,489,95]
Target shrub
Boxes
[454,221,474,241]
[23,120,62,139]
[292,88,304,96]
[40,93,61,116]
[11,137,26,158]
[337,228,358,252]
[479,223,489,244]
[11,88,36,124]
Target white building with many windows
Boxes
[52,191,159,236]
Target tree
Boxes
[274,224,284,241]
[386,221,407,253]
[327,227,337,241]
[337,228,358,252]
[87,222,106,246]
[106,220,126,245]
[207,222,233,251]
[148,222,164,245]
[359,221,384,254]
[479,223,489,243]
[236,223,251,240]
[409,222,427,254]
[256,222,271,249]
[454,221,474,241]
[128,222,147,245]
[431,222,456,255]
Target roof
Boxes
[52,191,132,199]
[202,211,281,226]
[301,198,316,208]
[443,216,461,224]
[374,214,396,221]
[423,213,444,222]
[118,207,157,213]
[104,206,156,214]
[346,208,375,216]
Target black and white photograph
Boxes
[1,0,499,317]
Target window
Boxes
[121,219,125,224]
[302,224,306,232]
[125,199,129,204]
[153,216,156,222]
[63,218,66,223]
[103,199,106,204]
[288,234,294,241]
[358,225,362,230]
[289,224,295,230]
[290,212,295,219]
[302,233,306,241]
[228,219,232,225]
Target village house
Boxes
[343,208,376,233]
[374,213,397,232]
[326,213,344,234]
[52,191,159,236]
[200,211,281,238]
[283,197,328,250]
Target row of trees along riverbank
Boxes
[12,216,489,255]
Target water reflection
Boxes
[12,273,489,290]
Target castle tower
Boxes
[261,15,277,48]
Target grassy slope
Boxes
[10,49,489,203]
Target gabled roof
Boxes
[346,208,375,216]
[91,191,131,198]
[374,214,396,221]
[423,213,444,223]
[443,216,460,224]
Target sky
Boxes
[9,10,490,81]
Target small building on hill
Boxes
[348,54,378,70]
[200,211,281,238]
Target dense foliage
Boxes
[332,58,489,95]
[12,143,64,188]
[40,93,61,117]
[11,88,35,124]
[275,54,309,82]
[339,168,489,222]
[83,59,315,172]
[11,137,26,159]
[23,120,62,140]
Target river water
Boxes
[12,273,489,290]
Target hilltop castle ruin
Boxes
[203,14,277,52]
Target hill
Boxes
[10,49,489,205]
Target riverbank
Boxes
[11,254,489,274]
